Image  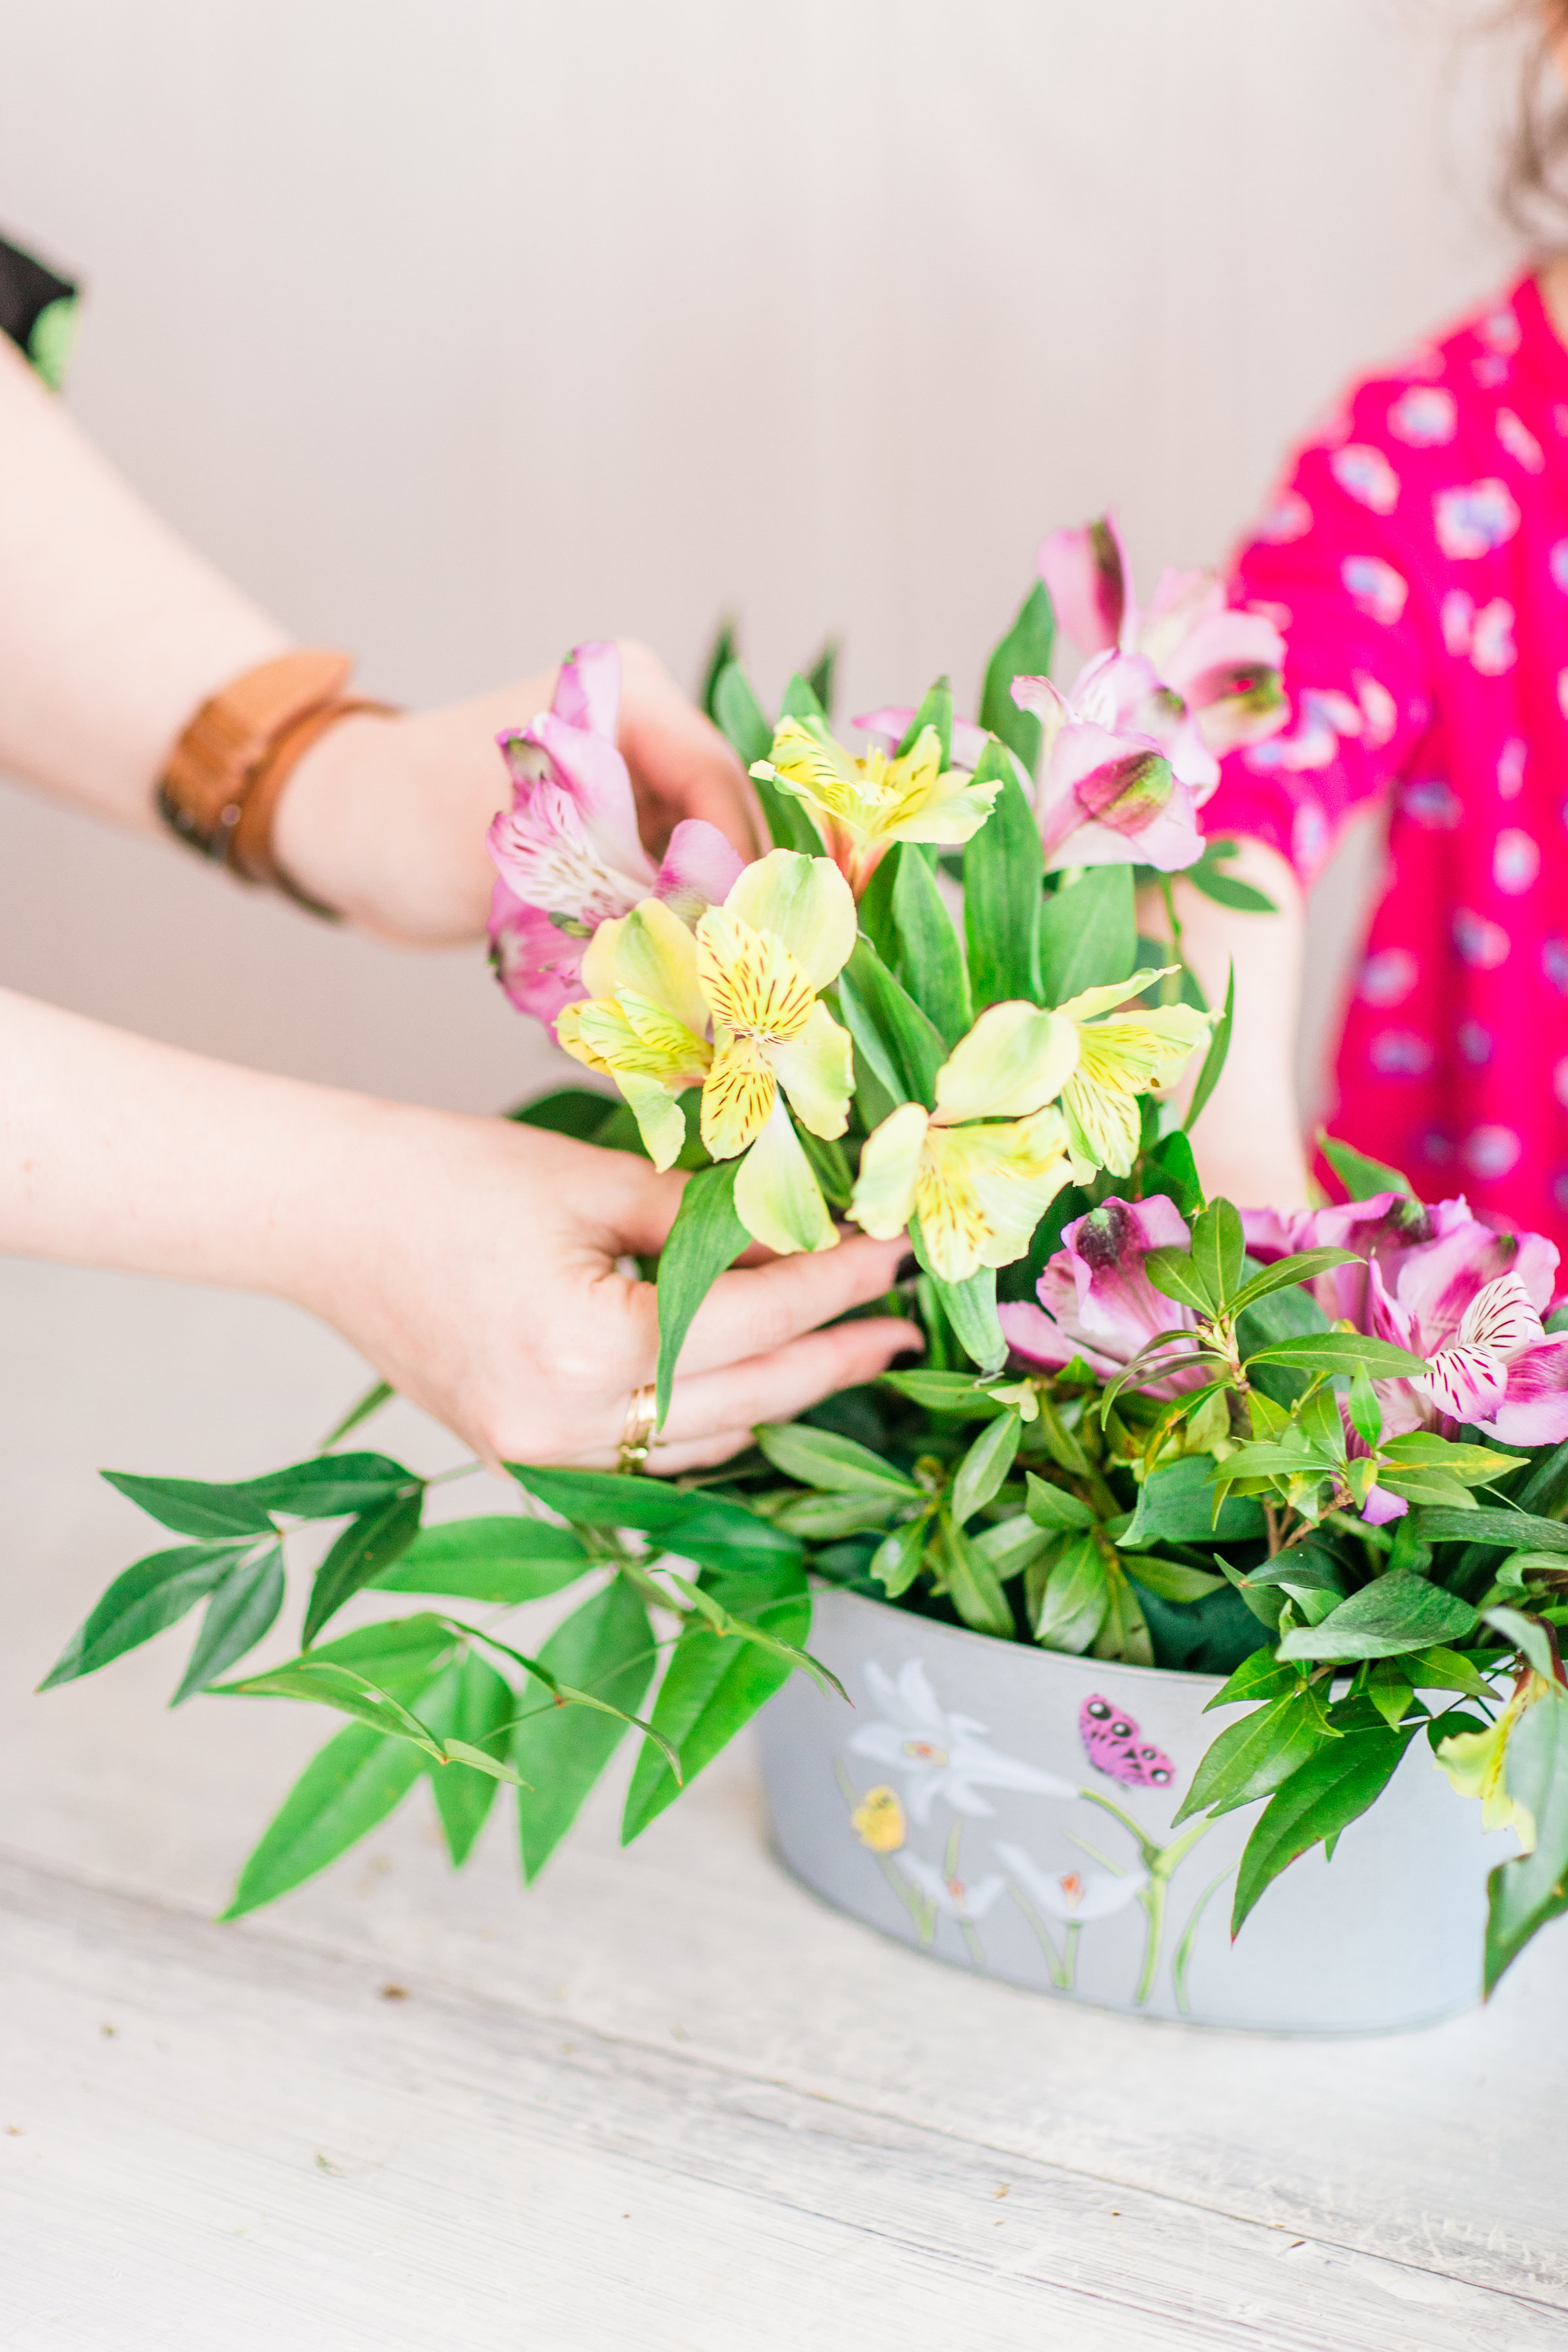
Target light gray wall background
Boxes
[0,0,1531,1121]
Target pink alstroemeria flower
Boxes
[998,1194,1209,1396]
[1011,662,1206,874]
[487,641,743,1034]
[1243,1191,1568,1445]
[1037,513,1287,763]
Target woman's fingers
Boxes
[678,1233,910,1375]
[654,1311,922,1448]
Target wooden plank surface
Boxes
[3,1259,1567,2349]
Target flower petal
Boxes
[723,849,857,990]
[1480,1335,1568,1446]
[488,879,589,1034]
[613,1072,691,1171]
[523,710,647,882]
[733,1098,838,1255]
[653,819,747,925]
[850,1102,930,1240]
[700,1032,778,1158]
[1458,1271,1544,1362]
[1416,1341,1509,1424]
[933,1002,1079,1124]
[1037,515,1130,654]
[769,1000,855,1139]
[549,639,621,739]
[1054,969,1176,1024]
[853,706,990,768]
[917,1110,1073,1282]
[1360,1483,1409,1526]
[603,896,709,1037]
[697,905,818,1041]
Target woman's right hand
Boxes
[288,1109,922,1475]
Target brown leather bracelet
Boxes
[155,649,399,918]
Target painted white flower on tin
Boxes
[995,1842,1149,1921]
[899,1850,1006,1923]
[849,1659,1076,1823]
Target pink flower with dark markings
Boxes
[998,1194,1208,1396]
[487,641,743,1035]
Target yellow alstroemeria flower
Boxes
[1435,1674,1548,1849]
[849,1002,1079,1284]
[1053,970,1213,1180]
[559,850,857,1256]
[750,715,1002,895]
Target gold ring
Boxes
[618,1383,658,1475]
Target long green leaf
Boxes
[962,743,1043,1007]
[939,1514,1015,1636]
[1037,867,1135,1005]
[302,1486,425,1647]
[372,1515,589,1603]
[513,1578,656,1882]
[1183,960,1234,1134]
[1243,1332,1428,1379]
[507,1464,800,1567]
[879,1369,1005,1419]
[222,1720,427,1918]
[894,675,953,768]
[319,1379,395,1449]
[1484,1691,1568,1993]
[1413,1506,1568,1555]
[508,1086,622,1143]
[1228,1248,1361,1318]
[977,580,1054,777]
[1029,1531,1110,1652]
[754,1423,920,1498]
[892,842,972,1047]
[1143,1247,1214,1316]
[39,1541,250,1689]
[217,1657,449,1757]
[1190,1199,1246,1311]
[1024,1473,1097,1532]
[1175,1688,1334,1824]
[658,1568,845,1699]
[653,1158,748,1426]
[171,1543,286,1705]
[100,1471,275,1541]
[1232,1725,1414,1936]
[1318,1132,1414,1202]
[838,937,947,1108]
[622,1568,808,1843]
[1124,1456,1266,1544]
[237,1453,416,1519]
[950,1411,1022,1526]
[711,662,774,766]
[422,1652,517,1866]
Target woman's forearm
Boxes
[1142,838,1311,1210]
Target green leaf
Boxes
[237,1452,417,1519]
[622,1565,809,1841]
[100,1470,276,1541]
[319,1379,395,1450]
[1243,1331,1428,1379]
[514,1578,656,1882]
[507,1085,620,1141]
[699,617,737,719]
[1029,1531,1111,1653]
[1139,1128,1205,1221]
[878,1369,1005,1419]
[1481,1605,1559,1683]
[1175,1686,1335,1824]
[1024,1473,1097,1533]
[1401,1644,1497,1699]
[804,640,838,717]
[1183,960,1234,1135]
[507,1465,800,1569]
[779,670,827,725]
[1205,1650,1301,1711]
[1119,1552,1226,1603]
[962,742,1043,1007]
[1124,1456,1266,1545]
[1143,1247,1214,1316]
[950,1411,1022,1526]
[302,1486,425,1647]
[1516,1438,1568,1520]
[1232,1725,1414,1935]
[422,1652,517,1865]
[1484,1689,1568,1994]
[221,1720,427,1919]
[754,1422,921,1498]
[372,1515,589,1603]
[1348,1364,1383,1452]
[909,1222,1005,1374]
[217,1658,449,1757]
[978,580,1054,777]
[1228,1249,1363,1319]
[838,936,947,1109]
[1184,858,1277,915]
[1190,1199,1246,1311]
[1092,1560,1154,1665]
[294,1613,460,1694]
[1380,1434,1526,1484]
[658,1567,845,1699]
[1277,1571,1478,1662]
[870,1515,932,1598]
[39,1541,250,1689]
[171,1543,286,1705]
[651,1158,749,1427]
[893,674,953,768]
[1414,1506,1568,1554]
[972,1512,1052,1579]
[937,1513,1015,1637]
[1318,1132,1414,1202]
[891,841,972,1047]
[1038,866,1136,1005]
[710,659,772,763]
[772,1490,902,1539]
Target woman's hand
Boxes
[272,638,760,946]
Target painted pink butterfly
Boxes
[1079,1695,1175,1789]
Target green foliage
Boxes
[838,936,947,1108]
[963,742,1043,1007]
[1037,867,1136,1004]
[171,1544,286,1704]
[755,1423,920,1497]
[890,843,973,1046]
[514,1578,656,1882]
[222,1722,428,1919]
[1318,1131,1414,1201]
[653,1158,749,1424]
[508,1086,623,1143]
[423,1652,518,1865]
[40,1541,252,1689]
[1232,1723,1416,1936]
[978,580,1054,777]
[1183,962,1233,1135]
[101,1470,276,1541]
[1182,838,1277,914]
[894,674,953,768]
[302,1486,425,1646]
[373,1516,589,1603]
[1484,1690,1568,1995]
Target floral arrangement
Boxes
[44,522,1568,2000]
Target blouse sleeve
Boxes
[1202,399,1435,883]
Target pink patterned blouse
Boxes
[1205,271,1568,1252]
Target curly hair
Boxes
[1503,1,1568,233]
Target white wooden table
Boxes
[3,1258,1565,2351]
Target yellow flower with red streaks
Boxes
[750,714,1002,895]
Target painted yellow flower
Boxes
[850,1784,907,1853]
[1053,971,1212,1180]
[849,1001,1079,1284]
[558,850,857,1255]
[750,715,1002,894]
[1435,1674,1548,1848]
